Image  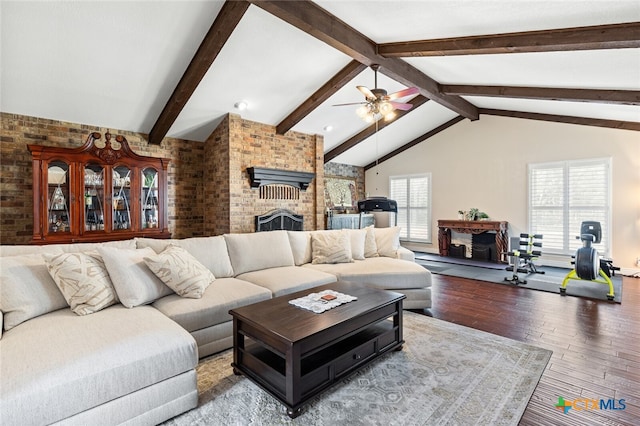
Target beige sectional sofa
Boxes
[0,227,431,425]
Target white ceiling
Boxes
[2,1,639,167]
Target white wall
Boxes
[366,115,640,271]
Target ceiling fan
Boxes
[334,64,419,122]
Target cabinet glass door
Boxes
[47,161,71,234]
[84,163,105,232]
[141,168,159,229]
[112,165,132,230]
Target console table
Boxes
[438,220,509,263]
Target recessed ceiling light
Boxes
[323,125,333,132]
[234,101,248,111]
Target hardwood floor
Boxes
[422,273,640,425]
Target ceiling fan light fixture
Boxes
[384,111,396,121]
[379,101,393,115]
[356,105,369,118]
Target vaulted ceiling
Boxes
[2,1,639,168]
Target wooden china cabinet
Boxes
[28,131,170,244]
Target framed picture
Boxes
[324,176,357,209]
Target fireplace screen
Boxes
[255,209,303,232]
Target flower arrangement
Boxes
[458,208,489,221]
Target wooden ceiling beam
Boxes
[364,116,465,170]
[276,60,367,135]
[324,96,430,163]
[441,85,640,105]
[378,22,640,57]
[249,0,478,120]
[148,1,250,145]
[480,108,640,131]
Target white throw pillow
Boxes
[364,225,379,258]
[375,226,401,258]
[288,231,312,265]
[43,251,118,315]
[97,246,173,308]
[143,245,214,299]
[224,231,295,275]
[0,254,68,330]
[346,228,366,260]
[311,231,353,264]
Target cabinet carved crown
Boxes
[28,131,171,244]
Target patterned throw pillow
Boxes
[311,231,353,264]
[143,245,215,298]
[43,252,118,316]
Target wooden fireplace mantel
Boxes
[437,219,509,263]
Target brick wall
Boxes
[225,114,324,232]
[0,112,205,244]
[0,112,328,243]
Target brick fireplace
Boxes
[203,113,324,235]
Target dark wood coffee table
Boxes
[229,281,405,418]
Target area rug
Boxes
[415,253,623,303]
[163,312,551,425]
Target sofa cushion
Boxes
[0,305,197,426]
[136,236,234,278]
[224,231,295,275]
[311,230,353,264]
[43,251,118,315]
[347,228,367,260]
[0,239,135,258]
[287,231,312,266]
[143,245,215,299]
[237,266,338,297]
[374,226,401,258]
[0,253,68,331]
[304,257,431,290]
[153,277,272,332]
[97,246,173,308]
[364,225,379,258]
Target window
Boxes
[389,174,431,243]
[528,158,611,256]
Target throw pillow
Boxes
[143,245,214,299]
[346,228,366,260]
[288,231,313,266]
[311,231,353,264]
[0,253,69,331]
[364,225,379,258]
[97,246,173,308]
[43,251,118,315]
[375,226,401,258]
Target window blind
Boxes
[529,158,611,256]
[390,174,431,243]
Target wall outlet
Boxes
[637,257,640,267]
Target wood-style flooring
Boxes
[421,273,640,425]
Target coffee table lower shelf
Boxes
[231,296,404,418]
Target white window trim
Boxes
[389,173,432,244]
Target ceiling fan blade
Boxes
[389,101,414,111]
[332,102,367,107]
[357,85,376,100]
[387,87,419,100]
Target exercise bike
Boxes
[560,221,618,301]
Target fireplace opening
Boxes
[471,232,498,262]
[255,209,303,232]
